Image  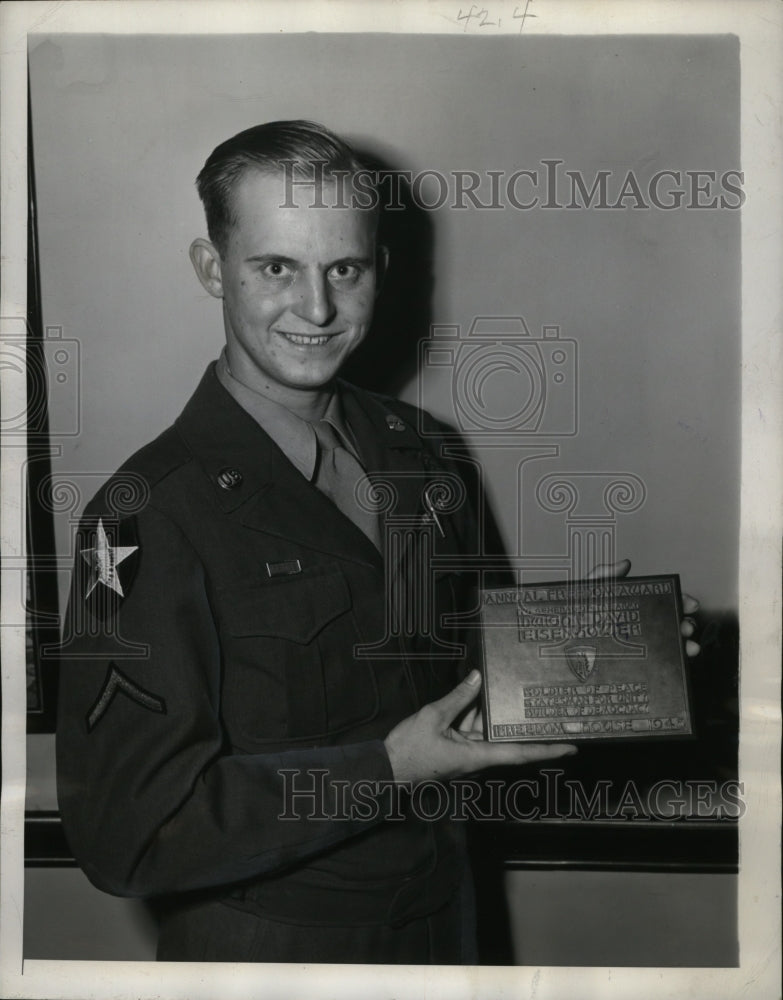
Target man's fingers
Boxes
[432,669,482,724]
[680,595,700,657]
[457,704,485,740]
[586,558,632,580]
[457,705,481,732]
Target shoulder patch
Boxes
[77,515,140,622]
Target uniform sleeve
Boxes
[56,503,394,898]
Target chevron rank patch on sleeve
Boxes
[86,662,167,732]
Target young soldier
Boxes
[56,121,581,963]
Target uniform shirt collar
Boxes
[215,350,360,480]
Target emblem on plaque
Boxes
[565,644,598,682]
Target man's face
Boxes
[209,168,381,399]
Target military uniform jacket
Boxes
[57,364,479,930]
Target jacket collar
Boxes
[214,350,362,482]
[174,364,431,569]
[338,379,425,473]
[339,381,461,574]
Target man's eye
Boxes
[329,263,361,283]
[261,262,291,279]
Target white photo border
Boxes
[2,1,780,998]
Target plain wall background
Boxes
[25,31,740,964]
[28,32,740,614]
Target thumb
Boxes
[586,558,631,580]
[432,670,482,724]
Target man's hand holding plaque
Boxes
[480,561,698,743]
[384,670,577,783]
[384,559,701,777]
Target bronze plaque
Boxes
[480,575,693,742]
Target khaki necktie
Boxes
[312,420,382,552]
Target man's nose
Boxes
[291,272,337,328]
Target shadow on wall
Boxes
[340,145,435,397]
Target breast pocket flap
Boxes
[220,568,351,644]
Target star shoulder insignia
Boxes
[81,517,139,597]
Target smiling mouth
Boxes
[278,331,340,347]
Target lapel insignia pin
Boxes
[422,486,447,538]
[217,467,243,490]
[385,414,406,432]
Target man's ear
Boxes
[375,244,390,297]
[189,239,224,298]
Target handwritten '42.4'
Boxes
[456,2,537,32]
